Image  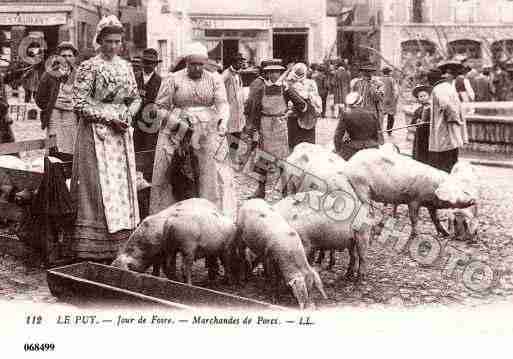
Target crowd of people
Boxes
[0,13,508,264]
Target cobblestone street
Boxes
[1,110,513,310]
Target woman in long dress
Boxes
[149,42,236,219]
[70,15,142,261]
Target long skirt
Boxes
[287,116,315,152]
[429,149,459,173]
[149,118,237,220]
[47,108,78,155]
[69,120,132,261]
[412,125,431,165]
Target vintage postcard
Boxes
[1,0,512,356]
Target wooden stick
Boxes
[381,121,430,133]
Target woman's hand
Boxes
[217,119,227,137]
[110,117,129,133]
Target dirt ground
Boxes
[1,103,513,310]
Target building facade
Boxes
[0,0,146,67]
[147,0,338,72]
[380,0,513,68]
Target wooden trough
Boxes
[0,135,156,267]
[47,262,284,310]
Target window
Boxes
[411,0,424,23]
[158,40,168,73]
[126,0,141,7]
[501,0,513,22]
[123,23,131,42]
[453,0,476,23]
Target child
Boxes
[411,84,432,165]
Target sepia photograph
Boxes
[0,0,512,356]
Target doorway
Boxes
[273,33,307,65]
[222,39,239,69]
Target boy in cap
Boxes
[411,84,433,165]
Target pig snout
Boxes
[451,213,479,242]
[111,253,146,272]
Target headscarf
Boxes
[287,62,308,83]
[92,15,123,49]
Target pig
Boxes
[236,198,328,309]
[438,161,480,242]
[112,198,238,285]
[273,190,374,281]
[281,142,347,196]
[281,143,383,269]
[343,149,477,238]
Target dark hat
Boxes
[427,68,443,86]
[261,58,285,72]
[233,53,246,62]
[142,48,162,63]
[382,66,392,74]
[56,41,78,56]
[412,84,432,98]
[437,61,466,75]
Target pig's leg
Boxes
[206,255,218,283]
[220,249,232,284]
[163,251,177,281]
[408,201,421,238]
[152,262,161,277]
[307,248,316,265]
[354,229,369,282]
[317,249,325,267]
[345,242,356,280]
[428,207,450,237]
[183,252,194,285]
[328,250,336,270]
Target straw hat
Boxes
[182,42,208,63]
[261,58,286,72]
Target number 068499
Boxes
[24,343,55,352]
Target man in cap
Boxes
[427,65,468,173]
[150,42,235,218]
[132,48,163,219]
[333,91,382,160]
[351,63,385,144]
[381,67,399,135]
[332,59,351,118]
[244,58,306,199]
[222,53,246,161]
[473,65,494,103]
[35,41,79,161]
[351,64,385,144]
[133,48,163,153]
[492,63,511,101]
